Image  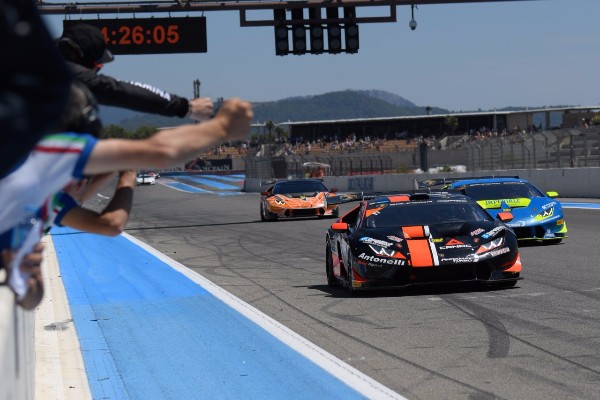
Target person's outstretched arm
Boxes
[70,64,212,121]
[83,97,253,174]
[59,170,136,236]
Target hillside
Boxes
[98,89,448,130]
[98,89,571,131]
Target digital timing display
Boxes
[63,17,207,55]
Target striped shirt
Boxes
[0,133,97,235]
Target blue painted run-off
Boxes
[203,174,245,182]
[50,227,368,400]
[166,181,213,193]
[179,176,240,190]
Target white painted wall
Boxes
[0,282,35,400]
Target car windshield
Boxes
[272,181,328,196]
[462,182,543,200]
[362,201,492,228]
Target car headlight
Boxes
[476,236,504,254]
[274,196,286,205]
[536,207,554,219]
[368,244,397,258]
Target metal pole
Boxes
[193,79,200,98]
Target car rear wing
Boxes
[260,179,278,187]
[260,178,325,187]
[414,175,520,189]
[326,189,462,205]
[326,192,365,205]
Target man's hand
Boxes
[2,242,45,310]
[188,97,214,122]
[213,98,254,142]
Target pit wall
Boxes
[244,167,600,198]
[0,282,35,400]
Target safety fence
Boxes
[244,127,600,179]
[245,153,396,179]
[462,128,600,171]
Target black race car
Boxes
[326,192,522,294]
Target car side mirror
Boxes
[546,191,558,198]
[497,212,514,222]
[260,191,270,196]
[331,222,349,232]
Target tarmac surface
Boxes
[36,177,600,399]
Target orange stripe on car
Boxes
[407,239,434,267]
[365,206,385,217]
[387,195,409,202]
[402,226,426,238]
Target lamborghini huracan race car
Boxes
[424,177,567,244]
[326,192,522,294]
[136,173,156,185]
[260,179,342,221]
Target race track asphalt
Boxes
[61,179,600,400]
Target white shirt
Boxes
[0,132,97,235]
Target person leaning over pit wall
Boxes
[0,0,72,178]
[39,83,137,238]
[0,93,253,309]
[57,23,214,122]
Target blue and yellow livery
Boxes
[443,177,567,244]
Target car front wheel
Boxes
[325,242,337,287]
[346,256,355,297]
[260,203,267,222]
[260,203,278,222]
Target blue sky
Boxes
[41,0,600,112]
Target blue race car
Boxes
[425,177,567,244]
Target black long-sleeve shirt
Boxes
[67,62,190,118]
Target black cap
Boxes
[59,23,114,68]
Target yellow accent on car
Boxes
[557,222,568,233]
[477,198,531,209]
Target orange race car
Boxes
[260,179,341,222]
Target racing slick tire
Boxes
[260,203,278,222]
[325,242,338,287]
[346,255,356,297]
[260,203,267,222]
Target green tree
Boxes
[444,115,459,134]
[274,126,288,139]
[265,120,275,136]
[101,124,129,138]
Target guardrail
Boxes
[462,128,600,171]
